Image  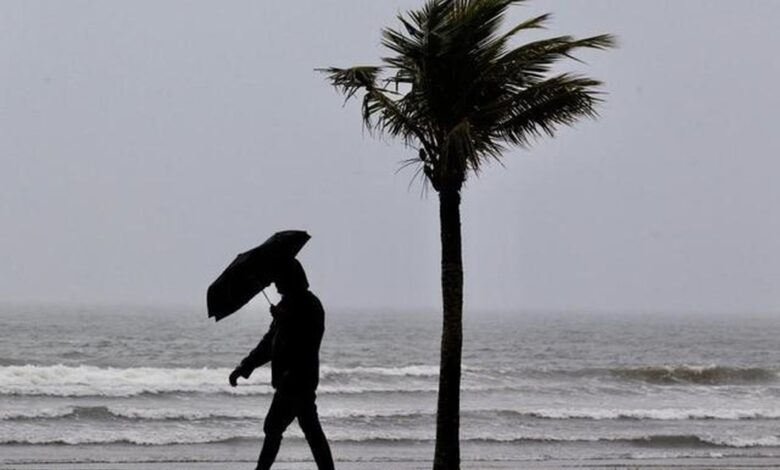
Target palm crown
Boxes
[323,0,615,192]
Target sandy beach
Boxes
[4,456,780,470]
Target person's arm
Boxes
[229,319,276,386]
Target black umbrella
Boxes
[207,230,310,321]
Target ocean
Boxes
[1,304,779,468]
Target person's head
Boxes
[273,258,309,295]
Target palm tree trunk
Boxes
[433,188,463,470]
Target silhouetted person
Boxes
[229,259,335,470]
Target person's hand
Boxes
[270,304,284,318]
[229,368,243,387]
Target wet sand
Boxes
[3,457,780,470]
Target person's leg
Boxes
[296,392,335,470]
[256,392,296,470]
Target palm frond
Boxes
[321,66,436,152]
[490,34,617,81]
[491,74,604,147]
[320,66,383,101]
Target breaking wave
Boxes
[0,365,269,397]
[0,406,435,422]
[606,365,778,385]
[2,363,776,397]
[497,408,780,421]
[5,405,780,423]
[322,365,441,378]
[2,433,778,448]
[0,364,452,398]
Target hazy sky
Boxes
[1,1,778,314]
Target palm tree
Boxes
[322,1,615,468]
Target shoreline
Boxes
[4,457,780,470]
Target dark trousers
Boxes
[256,389,335,470]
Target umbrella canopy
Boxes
[207,230,310,321]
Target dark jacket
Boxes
[237,290,325,392]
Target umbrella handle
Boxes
[261,290,274,307]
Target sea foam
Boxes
[0,364,452,397]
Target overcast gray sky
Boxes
[1,1,778,314]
